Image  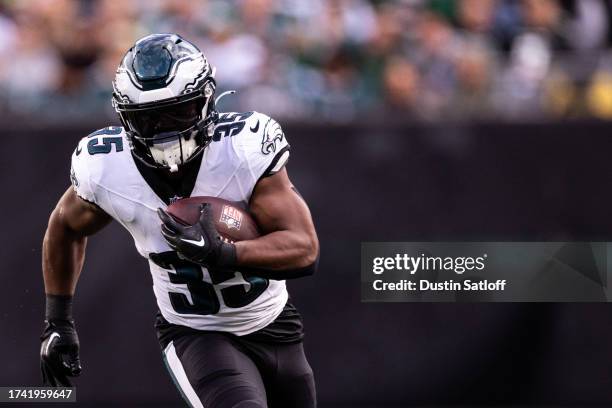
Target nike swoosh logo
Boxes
[182,237,205,247]
[45,332,60,356]
[75,145,82,156]
[250,120,259,133]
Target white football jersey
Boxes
[70,111,291,336]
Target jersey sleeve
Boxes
[69,137,98,204]
[239,112,291,181]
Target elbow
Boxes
[299,234,319,271]
[290,239,318,279]
[303,254,318,277]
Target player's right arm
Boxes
[40,187,111,386]
[43,187,111,294]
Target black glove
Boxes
[40,319,81,387]
[157,203,236,268]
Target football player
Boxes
[40,34,319,408]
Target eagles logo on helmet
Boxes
[112,33,231,173]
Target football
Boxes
[167,196,260,243]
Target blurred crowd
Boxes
[3,0,612,123]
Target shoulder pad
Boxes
[70,126,126,204]
[237,112,290,180]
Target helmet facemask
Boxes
[116,80,217,172]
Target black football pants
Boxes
[157,319,316,407]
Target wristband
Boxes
[45,294,73,321]
[217,242,237,268]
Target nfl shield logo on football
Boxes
[220,205,242,230]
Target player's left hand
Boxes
[158,204,236,267]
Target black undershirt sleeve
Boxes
[240,254,319,280]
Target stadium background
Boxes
[1,0,612,406]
